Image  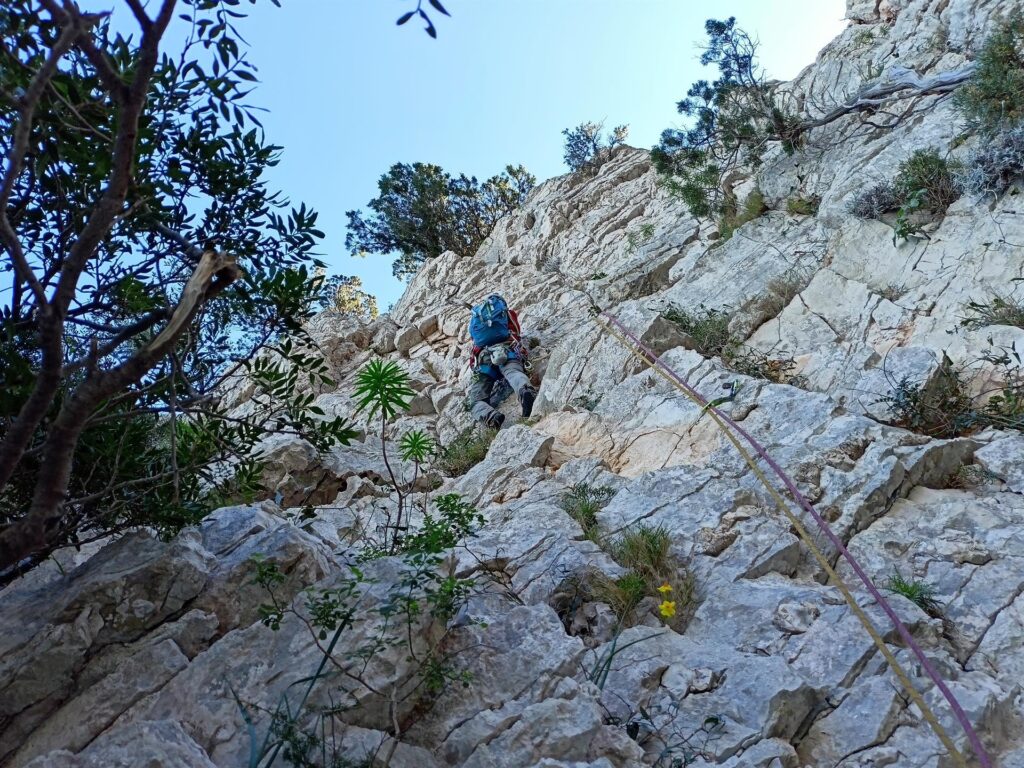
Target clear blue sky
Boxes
[224,1,847,308]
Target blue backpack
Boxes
[469,294,512,347]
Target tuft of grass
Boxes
[957,123,1024,198]
[878,282,908,302]
[946,463,996,489]
[574,522,697,630]
[886,571,942,616]
[953,13,1024,133]
[852,28,875,48]
[894,149,962,214]
[609,524,695,629]
[785,195,820,216]
[436,427,496,476]
[663,305,732,357]
[592,571,649,622]
[718,188,767,242]
[960,293,1024,330]
[613,524,672,581]
[750,268,812,319]
[663,303,805,386]
[849,180,902,219]
[560,483,615,540]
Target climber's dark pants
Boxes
[469,359,532,424]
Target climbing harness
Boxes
[595,311,991,768]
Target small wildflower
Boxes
[657,583,672,594]
[659,600,676,619]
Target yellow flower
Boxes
[657,583,672,594]
[659,600,677,619]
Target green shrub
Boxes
[953,13,1024,133]
[851,150,961,240]
[957,123,1024,197]
[785,195,820,216]
[613,524,672,581]
[560,483,615,539]
[961,293,1024,329]
[979,342,1024,430]
[880,349,1024,436]
[626,222,656,253]
[401,494,484,555]
[571,394,602,411]
[562,121,629,175]
[662,305,732,357]
[886,571,942,616]
[881,357,976,438]
[436,427,496,476]
[894,149,961,214]
[347,162,535,280]
[592,571,649,621]
[718,188,767,242]
[652,18,801,219]
[849,180,902,218]
[250,493,482,766]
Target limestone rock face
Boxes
[7,2,1024,766]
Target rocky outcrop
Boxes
[6,0,1024,766]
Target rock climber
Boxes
[467,293,537,429]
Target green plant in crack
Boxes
[953,12,1024,133]
[717,188,767,243]
[662,305,732,357]
[626,222,657,253]
[592,571,649,622]
[353,359,415,549]
[785,195,819,216]
[960,292,1024,330]
[436,427,496,476]
[247,492,483,768]
[886,571,942,616]
[880,347,1024,436]
[560,482,616,541]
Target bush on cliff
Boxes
[346,162,536,281]
[562,121,629,176]
[0,1,368,581]
[953,13,1024,133]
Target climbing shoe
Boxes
[519,387,536,418]
[485,411,505,430]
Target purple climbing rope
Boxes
[601,310,992,768]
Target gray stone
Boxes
[799,676,902,765]
[975,434,1024,493]
[394,325,423,354]
[13,639,190,766]
[23,720,216,768]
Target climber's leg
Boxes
[498,359,537,417]
[469,372,504,428]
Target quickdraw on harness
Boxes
[595,311,991,768]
